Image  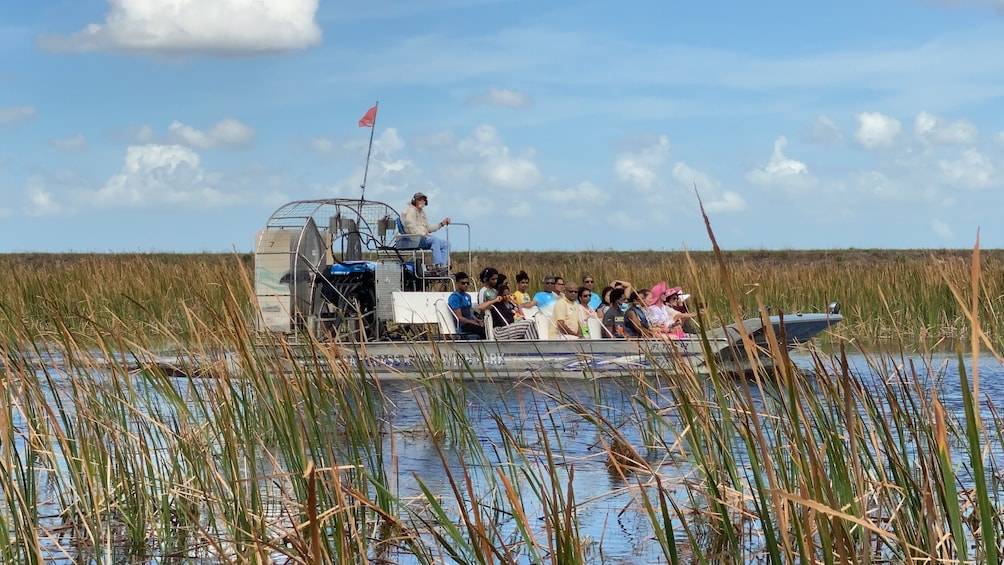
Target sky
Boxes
[2,0,1004,253]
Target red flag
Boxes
[358,105,377,127]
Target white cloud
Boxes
[168,119,255,148]
[613,135,670,192]
[25,180,62,217]
[915,111,936,136]
[538,181,608,205]
[914,111,978,145]
[805,115,842,146]
[465,86,534,108]
[117,124,157,144]
[746,136,815,193]
[412,129,456,149]
[851,170,900,199]
[932,219,954,239]
[37,0,322,56]
[938,148,995,189]
[48,134,89,151]
[309,137,335,155]
[671,162,746,213]
[374,128,406,156]
[996,131,1004,144]
[458,196,495,219]
[0,105,35,125]
[855,112,901,149]
[91,144,231,208]
[455,125,541,190]
[326,128,422,202]
[705,191,747,213]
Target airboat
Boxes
[252,198,842,378]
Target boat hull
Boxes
[322,337,711,379]
[300,311,841,378]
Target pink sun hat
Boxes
[650,281,668,303]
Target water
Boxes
[6,349,1004,563]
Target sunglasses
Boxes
[583,279,594,284]
[566,289,578,294]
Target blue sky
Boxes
[2,0,1004,252]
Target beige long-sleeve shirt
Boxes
[401,204,441,236]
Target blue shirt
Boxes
[533,292,557,309]
[448,291,474,329]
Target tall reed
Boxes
[3,243,1004,562]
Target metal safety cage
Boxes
[253,198,471,343]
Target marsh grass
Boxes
[3,242,1004,562]
[4,248,1004,347]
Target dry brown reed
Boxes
[2,248,1003,347]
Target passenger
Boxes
[489,284,540,340]
[601,288,628,337]
[448,272,485,339]
[513,271,537,308]
[624,290,655,338]
[553,276,566,298]
[610,279,634,300]
[639,288,678,338]
[596,285,614,316]
[577,286,599,337]
[646,286,674,331]
[477,267,500,304]
[666,291,702,334]
[399,192,451,274]
[553,281,584,339]
[581,274,602,310]
[533,276,558,309]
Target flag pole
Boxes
[360,101,378,202]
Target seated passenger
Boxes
[400,192,451,274]
[553,282,584,339]
[601,288,628,337]
[666,291,702,334]
[448,272,485,339]
[489,284,539,340]
[477,267,500,304]
[533,276,558,310]
[596,285,614,316]
[610,279,634,300]
[513,271,537,308]
[577,286,600,337]
[624,290,656,338]
[646,286,675,331]
[639,288,679,338]
[581,274,602,310]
